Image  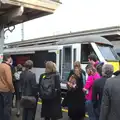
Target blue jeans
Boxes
[86,100,96,120]
[0,92,12,120]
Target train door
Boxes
[60,44,80,82]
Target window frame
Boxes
[81,43,98,64]
[97,44,120,61]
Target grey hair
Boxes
[24,60,33,70]
[102,64,114,78]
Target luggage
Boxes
[39,74,57,99]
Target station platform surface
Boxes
[12,103,88,120]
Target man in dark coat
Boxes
[92,64,114,120]
[20,60,38,120]
[113,70,120,76]
[99,68,120,120]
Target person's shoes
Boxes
[16,111,20,117]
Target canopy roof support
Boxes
[7,0,60,12]
[0,0,60,27]
[0,25,4,62]
[0,4,25,62]
[0,6,24,25]
[0,0,60,62]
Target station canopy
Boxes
[0,0,60,27]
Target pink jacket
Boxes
[84,73,100,100]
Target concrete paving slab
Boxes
[11,104,88,120]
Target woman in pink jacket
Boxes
[83,64,100,120]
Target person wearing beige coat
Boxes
[0,54,15,120]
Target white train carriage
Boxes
[4,35,120,95]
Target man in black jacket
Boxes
[92,64,113,120]
[99,69,120,120]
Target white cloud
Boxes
[5,0,120,43]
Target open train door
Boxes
[60,44,80,82]
[59,44,80,96]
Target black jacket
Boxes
[113,70,120,76]
[92,77,107,109]
[20,70,37,96]
[39,72,62,119]
[63,70,85,119]
[67,69,86,85]
[99,75,120,120]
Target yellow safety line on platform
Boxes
[37,101,89,118]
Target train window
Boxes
[12,55,31,66]
[81,44,97,63]
[97,44,120,61]
[33,51,56,68]
[64,47,72,63]
[12,51,56,68]
[73,48,76,62]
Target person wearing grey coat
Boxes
[99,74,120,120]
[21,60,38,120]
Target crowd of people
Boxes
[0,54,120,120]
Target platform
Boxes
[12,104,88,120]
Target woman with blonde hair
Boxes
[39,61,62,120]
[45,61,56,73]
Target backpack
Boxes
[14,71,22,81]
[39,73,57,99]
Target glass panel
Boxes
[73,48,76,62]
[97,44,119,61]
[59,50,62,75]
[62,46,72,81]
[81,44,97,63]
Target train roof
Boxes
[57,35,113,46]
[5,33,113,49]
[4,35,113,55]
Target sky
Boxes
[5,0,120,43]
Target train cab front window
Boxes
[81,44,97,63]
[97,44,120,61]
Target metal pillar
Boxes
[21,23,24,41]
[0,25,4,63]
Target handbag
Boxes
[20,96,37,108]
[67,74,77,91]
